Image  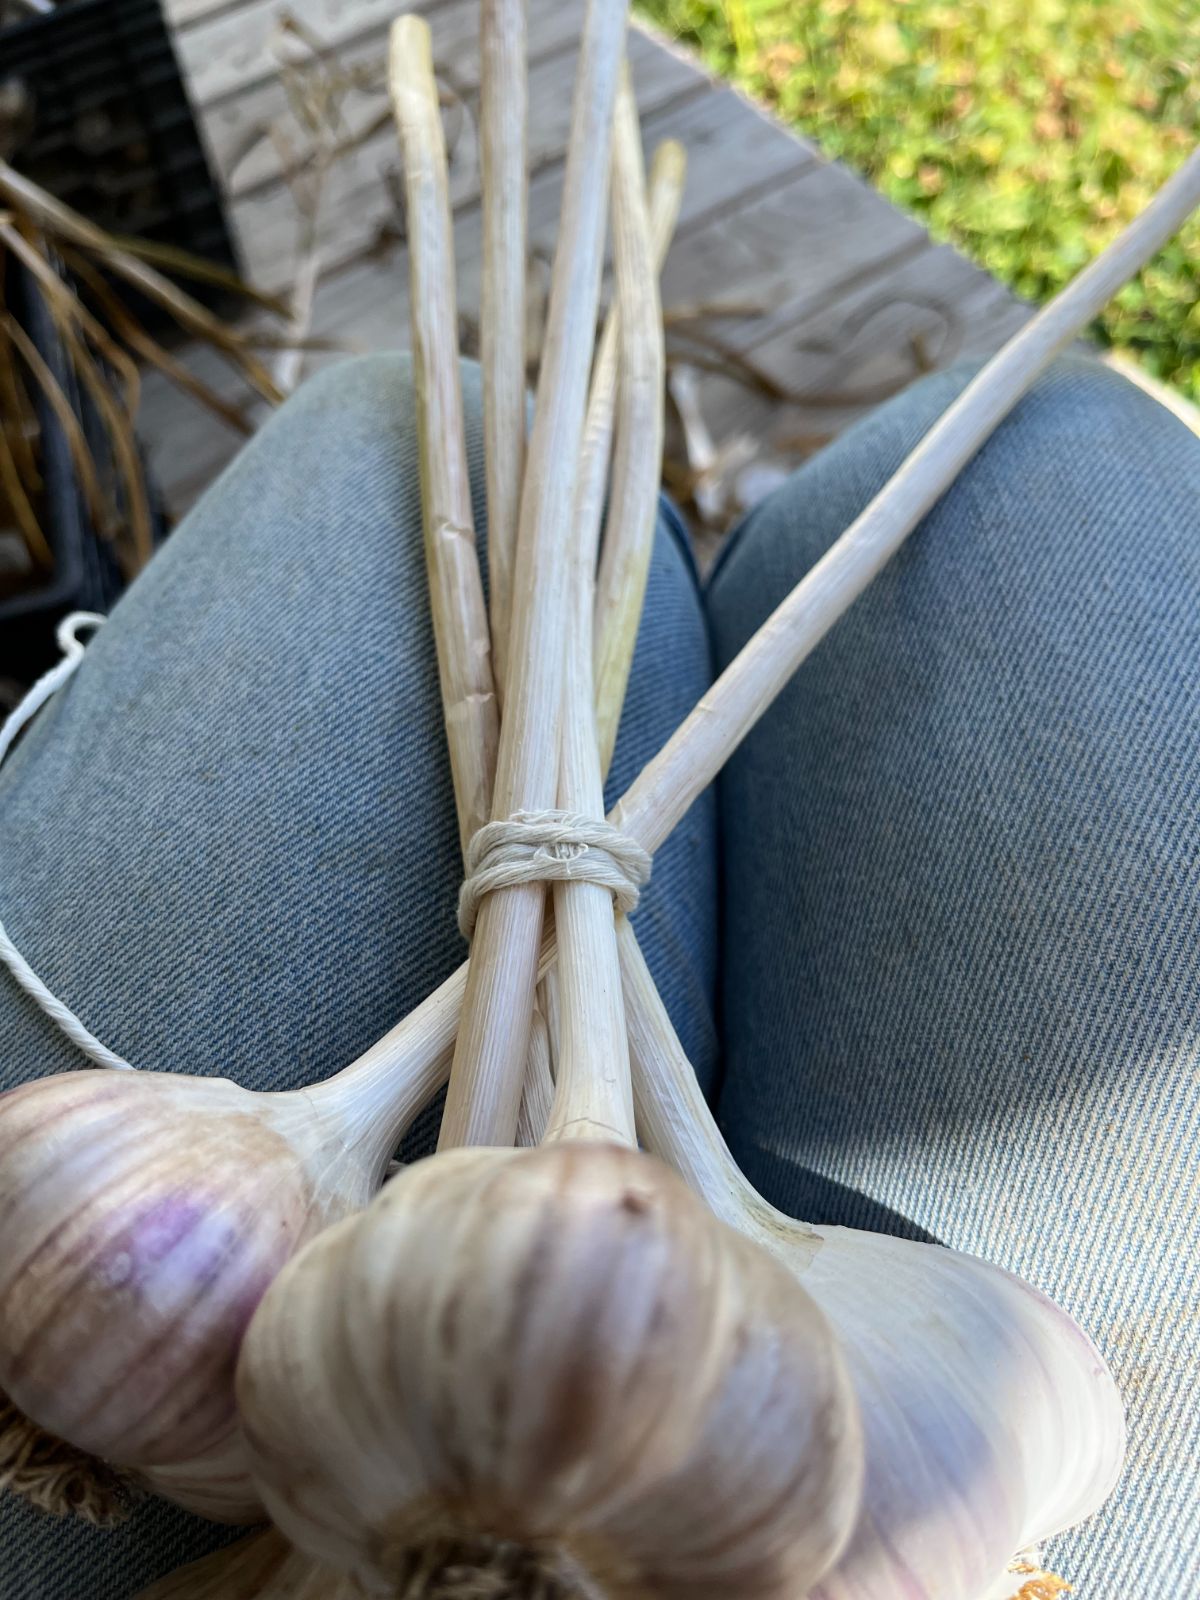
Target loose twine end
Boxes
[0,1388,138,1525]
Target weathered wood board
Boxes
[143,0,1029,518]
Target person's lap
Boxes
[1,351,1195,1596]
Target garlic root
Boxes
[136,1524,582,1599]
[0,1390,136,1524]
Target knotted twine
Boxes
[457,810,651,940]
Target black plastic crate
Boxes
[1,0,238,316]
[0,253,166,683]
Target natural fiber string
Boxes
[0,612,133,1070]
[458,810,651,939]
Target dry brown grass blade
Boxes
[0,263,41,492]
[0,322,38,497]
[63,249,253,436]
[0,222,141,417]
[663,298,769,325]
[0,410,51,571]
[2,311,115,536]
[0,159,284,406]
[239,330,345,353]
[101,234,291,319]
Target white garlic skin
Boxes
[237,1142,864,1600]
[0,1069,369,1520]
[766,1225,1125,1600]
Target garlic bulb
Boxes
[0,1028,441,1522]
[237,1141,864,1600]
[621,924,1124,1600]
[133,1528,355,1599]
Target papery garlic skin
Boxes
[237,1142,864,1600]
[749,1223,1124,1600]
[0,1070,375,1520]
[625,937,1124,1600]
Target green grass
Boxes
[636,0,1200,401]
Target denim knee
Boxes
[706,354,1200,1597]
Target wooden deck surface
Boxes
[143,0,1031,520]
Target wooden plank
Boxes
[193,0,584,190]
[138,77,817,513]
[177,0,474,108]
[658,158,928,358]
[222,25,707,291]
[146,0,1026,544]
[691,242,1029,454]
[188,67,812,360]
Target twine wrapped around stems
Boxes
[457,810,651,938]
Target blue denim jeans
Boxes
[1,353,1196,1598]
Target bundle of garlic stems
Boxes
[0,0,1195,1590]
[221,17,858,1593]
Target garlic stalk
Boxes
[437,0,629,1151]
[538,64,649,1152]
[479,0,528,702]
[620,922,1125,1600]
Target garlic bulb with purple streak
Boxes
[0,1003,447,1522]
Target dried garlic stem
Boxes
[540,66,660,1149]
[591,134,679,774]
[306,143,1200,1232]
[390,16,500,857]
[479,0,528,702]
[611,142,1200,854]
[526,137,683,1112]
[515,997,554,1146]
[574,136,685,646]
[440,0,629,1150]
